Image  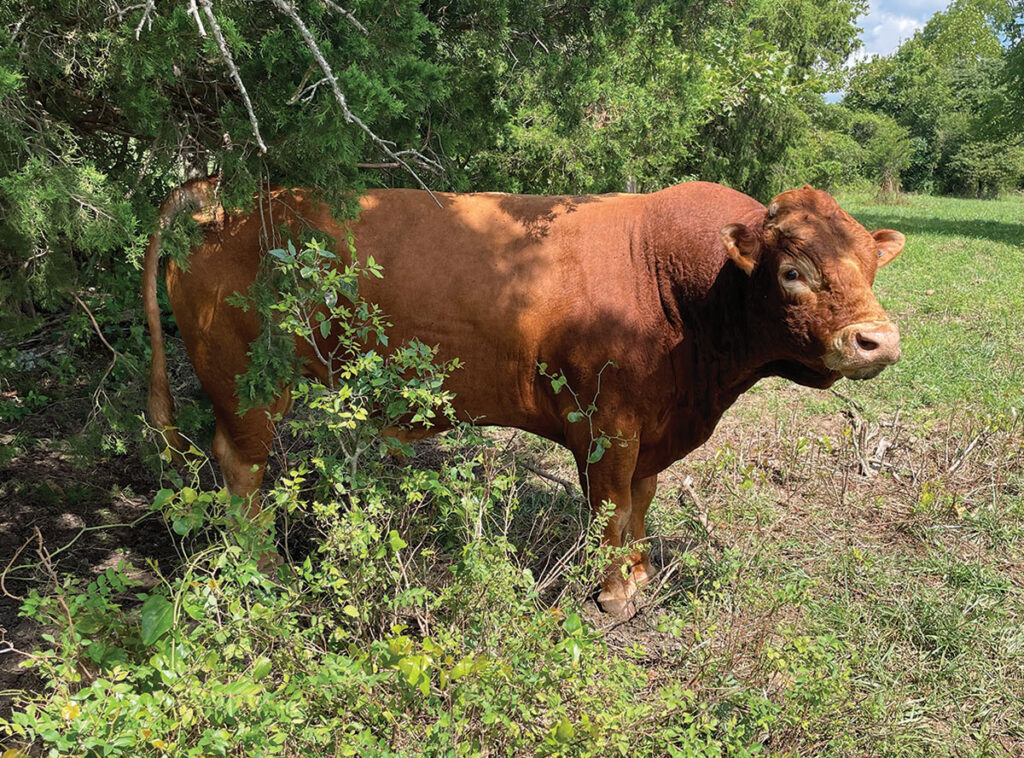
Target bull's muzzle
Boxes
[825,320,901,380]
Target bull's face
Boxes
[720,186,905,386]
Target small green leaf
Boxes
[152,488,175,510]
[319,320,330,339]
[587,445,605,464]
[567,411,584,423]
[251,656,272,681]
[450,656,474,680]
[554,718,575,743]
[563,613,583,635]
[343,605,359,618]
[140,594,174,646]
[388,530,408,552]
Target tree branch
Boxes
[72,291,137,373]
[135,0,156,39]
[322,0,367,36]
[266,0,442,203]
[188,0,207,37]
[197,0,267,154]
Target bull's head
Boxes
[720,185,905,386]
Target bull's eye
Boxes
[783,268,800,281]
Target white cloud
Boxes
[860,12,923,58]
[851,0,950,61]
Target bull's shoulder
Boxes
[650,181,764,214]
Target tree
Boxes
[844,0,1023,196]
[850,112,914,196]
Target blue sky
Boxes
[853,0,951,60]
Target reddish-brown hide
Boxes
[144,179,905,616]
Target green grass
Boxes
[839,193,1024,416]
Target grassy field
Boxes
[625,192,1024,755]
[1,192,1022,756]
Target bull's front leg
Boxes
[570,434,644,618]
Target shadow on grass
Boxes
[852,211,1024,247]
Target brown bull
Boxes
[144,178,904,616]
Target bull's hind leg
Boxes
[626,474,657,588]
[211,404,289,570]
[213,412,273,518]
[211,391,291,518]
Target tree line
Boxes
[0,0,1021,328]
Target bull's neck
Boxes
[646,205,775,412]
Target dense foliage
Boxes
[0,0,869,327]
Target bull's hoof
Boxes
[598,579,639,619]
[597,592,638,619]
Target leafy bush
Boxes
[947,139,1024,198]
[849,112,914,198]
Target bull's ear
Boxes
[872,229,905,268]
[720,223,762,275]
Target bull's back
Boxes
[170,185,668,433]
[348,189,653,429]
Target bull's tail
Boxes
[142,176,221,462]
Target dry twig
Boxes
[72,292,137,373]
[266,0,442,203]
[197,0,268,154]
[1,532,37,601]
[947,431,986,476]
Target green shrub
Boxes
[947,139,1024,198]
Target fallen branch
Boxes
[520,460,577,498]
[267,0,442,203]
[197,0,267,154]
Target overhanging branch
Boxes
[197,0,268,154]
[266,0,442,203]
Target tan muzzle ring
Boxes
[825,320,901,380]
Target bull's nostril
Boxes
[855,333,879,352]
